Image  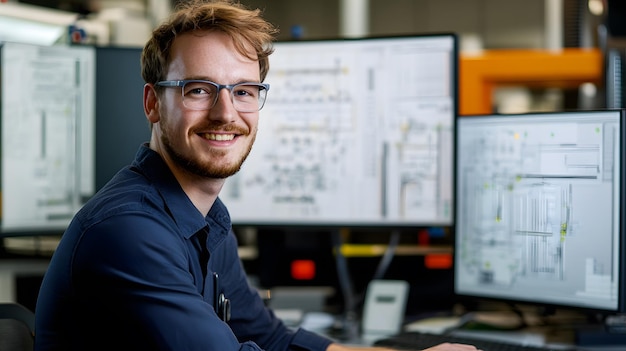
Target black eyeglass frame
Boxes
[155,79,270,112]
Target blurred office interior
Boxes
[0,0,624,320]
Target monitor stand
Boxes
[328,229,402,342]
[329,229,360,342]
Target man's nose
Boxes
[209,88,237,121]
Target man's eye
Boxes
[189,88,209,95]
[185,84,214,96]
[235,86,258,98]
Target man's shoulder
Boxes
[79,169,166,226]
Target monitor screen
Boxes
[0,42,96,236]
[220,34,457,227]
[454,110,625,313]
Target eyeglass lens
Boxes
[181,81,266,112]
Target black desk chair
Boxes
[0,302,35,351]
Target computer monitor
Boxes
[454,110,625,314]
[220,34,458,227]
[0,43,151,239]
[0,41,96,236]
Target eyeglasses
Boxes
[156,80,270,112]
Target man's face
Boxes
[154,31,261,179]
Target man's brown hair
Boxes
[141,0,278,85]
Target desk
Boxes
[318,309,626,350]
[397,311,626,351]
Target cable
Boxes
[372,229,401,280]
[331,229,356,314]
[331,229,359,340]
[334,229,402,313]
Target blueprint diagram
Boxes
[1,43,95,232]
[455,114,621,310]
[220,36,455,225]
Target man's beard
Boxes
[160,120,256,179]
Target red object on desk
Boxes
[424,254,452,270]
[291,259,316,280]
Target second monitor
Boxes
[220,34,458,227]
[455,110,625,314]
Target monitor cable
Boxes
[331,229,358,340]
[330,229,401,340]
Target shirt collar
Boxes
[133,144,232,240]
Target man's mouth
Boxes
[203,133,236,141]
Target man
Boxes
[35,1,479,350]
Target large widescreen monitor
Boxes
[220,34,458,227]
[454,110,625,314]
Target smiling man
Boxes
[33,1,479,351]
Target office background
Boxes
[11,0,610,112]
[16,0,602,48]
[0,0,622,320]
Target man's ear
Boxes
[143,83,160,123]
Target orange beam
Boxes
[459,48,604,116]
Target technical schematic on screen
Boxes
[221,35,456,226]
[455,112,622,311]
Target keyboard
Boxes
[372,331,576,351]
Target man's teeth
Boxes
[205,133,235,141]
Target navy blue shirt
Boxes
[35,144,333,351]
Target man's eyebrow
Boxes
[183,77,262,84]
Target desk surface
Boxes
[305,310,626,350]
